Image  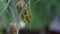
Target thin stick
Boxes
[0,0,11,16]
[9,6,19,34]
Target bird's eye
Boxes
[25,12,27,15]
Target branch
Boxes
[0,0,11,16]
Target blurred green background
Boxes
[0,0,60,32]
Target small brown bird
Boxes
[7,22,17,34]
[16,0,26,13]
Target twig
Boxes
[0,0,11,16]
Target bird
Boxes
[16,0,31,29]
[16,0,26,13]
[22,10,31,28]
[7,22,17,34]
